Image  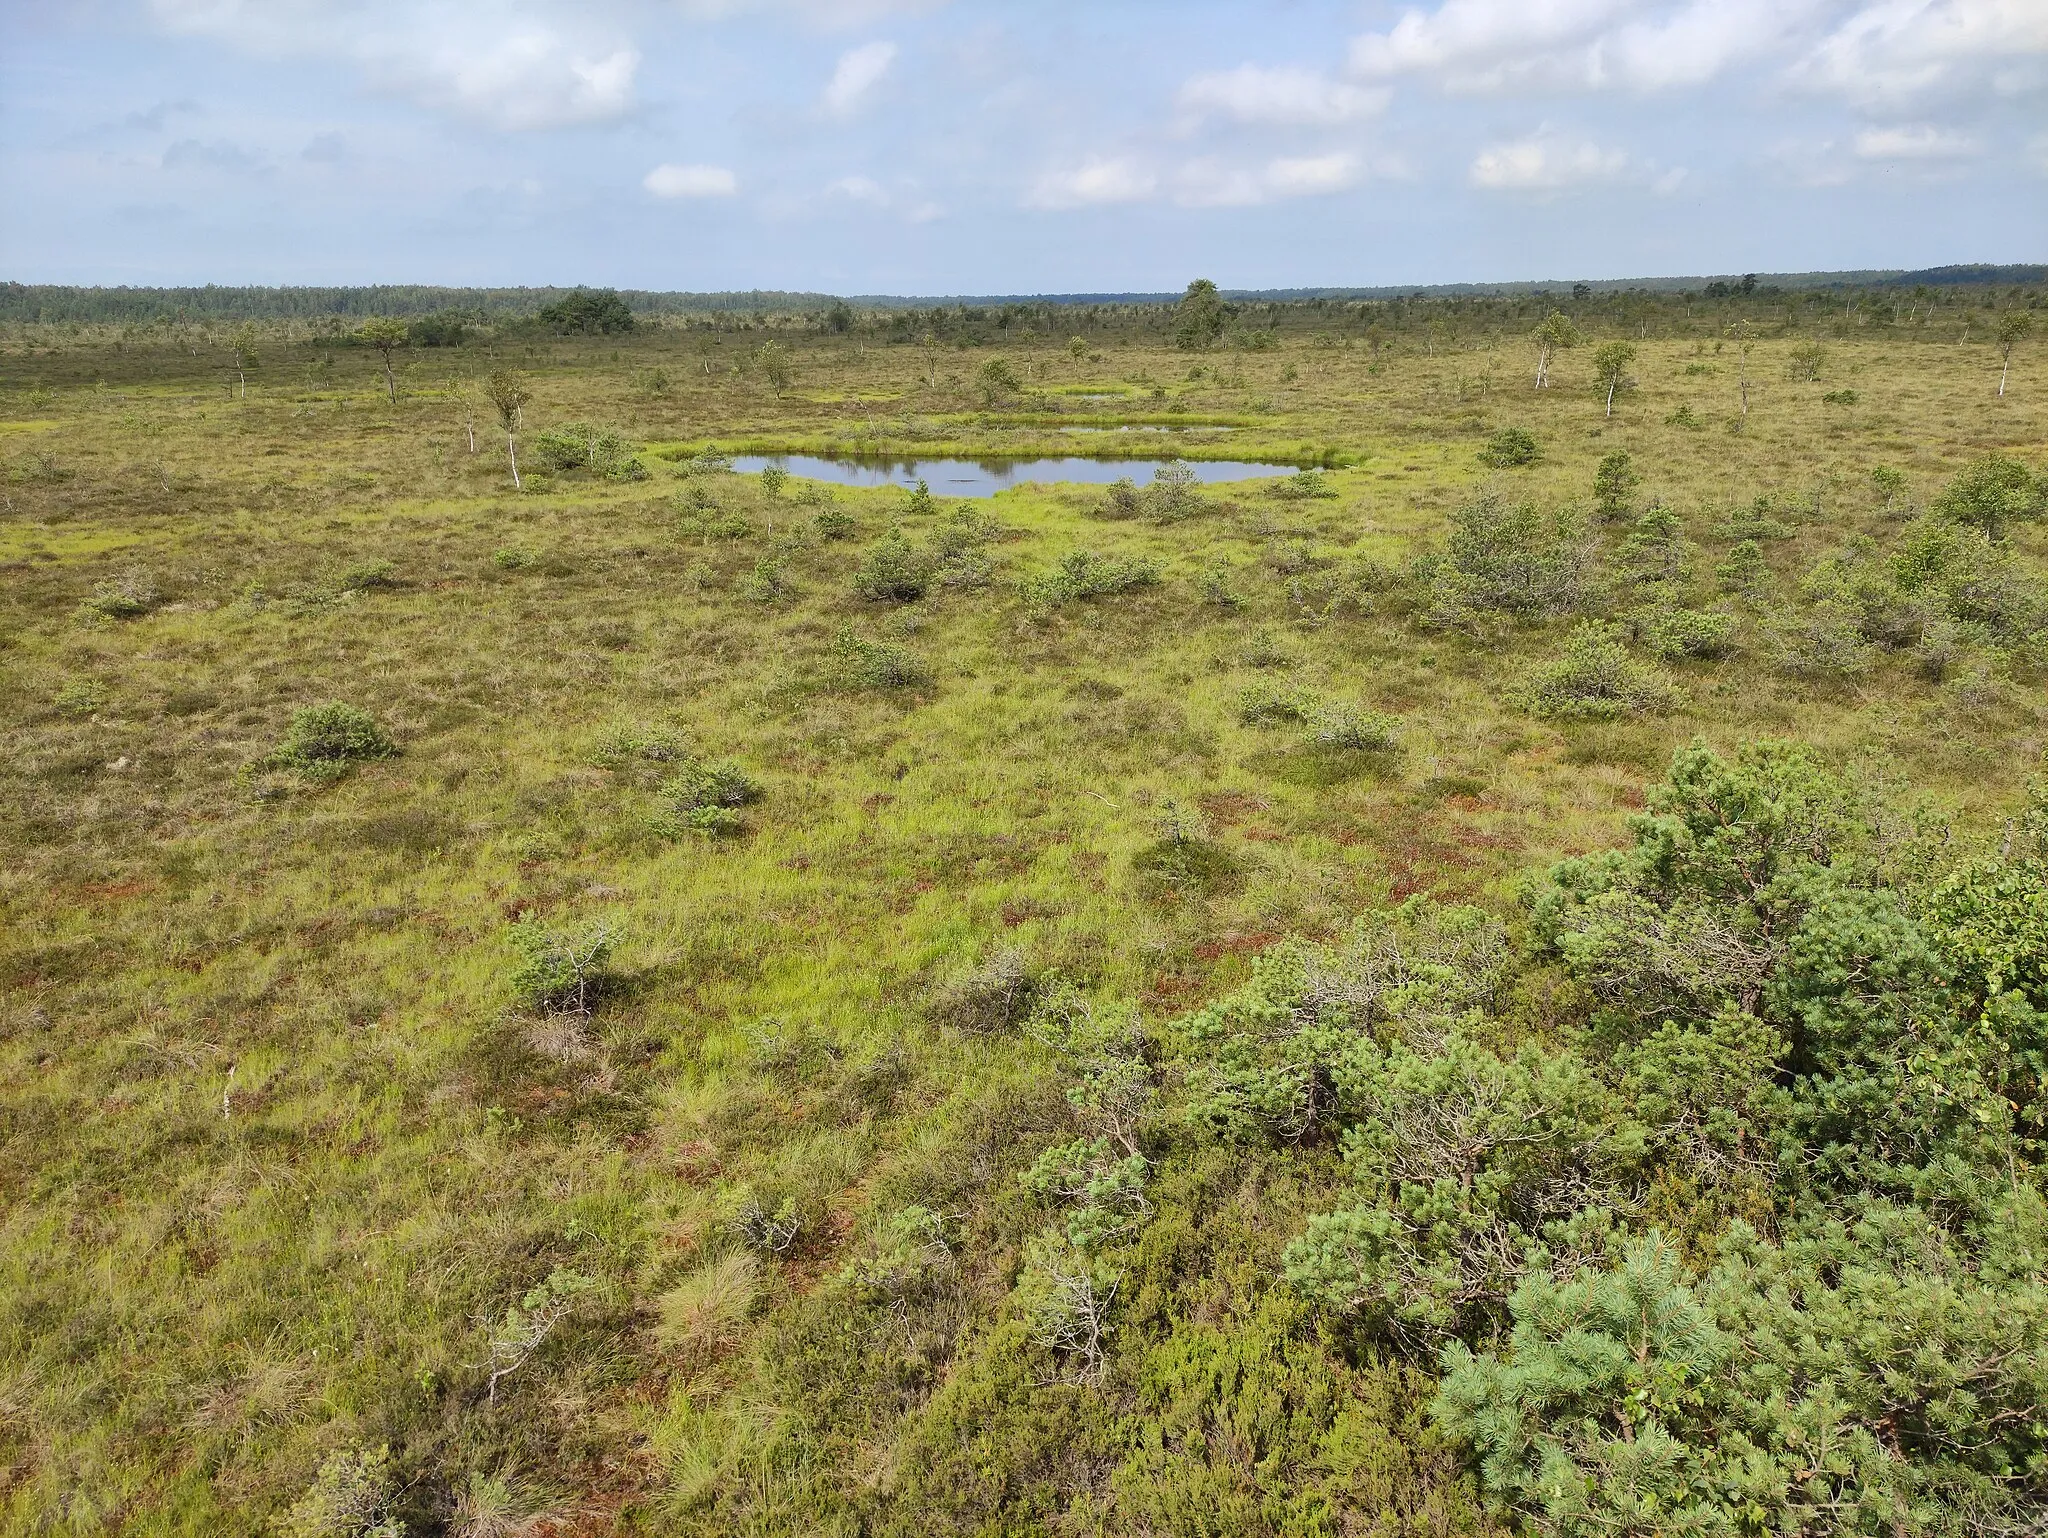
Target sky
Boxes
[2,0,2044,294]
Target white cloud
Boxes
[1177,65,1386,126]
[1346,0,1819,95]
[1470,132,1630,189]
[1792,0,2048,108]
[822,40,898,114]
[1027,156,1158,209]
[829,173,889,204]
[149,0,639,130]
[645,163,737,197]
[827,173,942,220]
[1176,152,1363,205]
[1853,123,1980,158]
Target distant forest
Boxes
[2,264,2042,327]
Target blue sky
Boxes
[3,0,2044,293]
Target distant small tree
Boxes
[1592,341,1637,417]
[756,341,794,394]
[1593,449,1641,521]
[977,356,1022,407]
[1067,336,1088,362]
[1174,279,1227,351]
[1532,310,1581,389]
[229,322,258,400]
[1785,340,1827,381]
[1726,320,1755,416]
[357,318,408,404]
[824,300,854,334]
[484,370,533,489]
[1996,311,2032,398]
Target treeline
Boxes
[6,265,2041,331]
[0,283,845,326]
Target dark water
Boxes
[731,454,1292,497]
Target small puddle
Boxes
[732,454,1293,497]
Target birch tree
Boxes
[484,370,532,489]
[1532,310,1581,389]
[1996,311,2032,398]
[1592,341,1637,417]
[357,318,408,404]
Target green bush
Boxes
[505,916,618,1014]
[1305,701,1400,751]
[1930,453,2044,541]
[833,629,933,689]
[1592,449,1640,521]
[265,702,397,780]
[1515,624,1679,720]
[1477,426,1539,468]
[1637,605,1735,660]
[1237,680,1314,726]
[1023,549,1162,614]
[1430,490,1590,620]
[79,569,159,621]
[531,421,645,479]
[852,528,938,602]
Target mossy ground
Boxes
[0,307,2043,1533]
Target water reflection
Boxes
[730,454,1292,497]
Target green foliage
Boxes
[78,568,159,621]
[264,702,397,780]
[976,356,1022,405]
[1637,605,1736,660]
[1591,449,1640,520]
[505,916,618,1013]
[1306,700,1401,751]
[1931,454,2045,541]
[1023,548,1162,615]
[851,526,937,601]
[1174,278,1227,350]
[831,628,932,688]
[1478,426,1539,468]
[1613,503,1696,590]
[535,288,635,333]
[1514,623,1679,720]
[530,421,645,479]
[281,1442,405,1538]
[1436,1216,2048,1538]
[1426,489,1590,622]
[1268,468,1341,499]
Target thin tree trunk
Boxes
[507,433,521,489]
[1999,352,2009,397]
[1606,379,1616,416]
[383,355,396,404]
[466,415,476,454]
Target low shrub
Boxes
[1237,681,1314,726]
[1638,606,1737,661]
[264,702,397,780]
[1306,701,1400,751]
[928,948,1039,1033]
[1099,478,1143,520]
[1267,469,1339,500]
[1478,426,1539,468]
[1023,549,1162,614]
[505,916,618,1014]
[532,421,645,480]
[1516,623,1680,721]
[852,528,938,602]
[79,569,159,621]
[833,629,933,689]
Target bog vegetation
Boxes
[1,276,2046,1536]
